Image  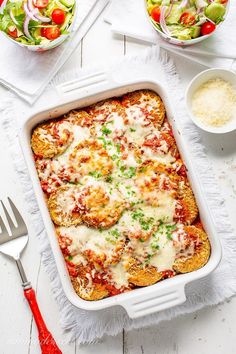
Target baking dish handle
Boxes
[55,71,117,102]
[120,284,186,319]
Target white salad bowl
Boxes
[186,68,236,134]
[144,0,230,47]
[1,0,77,52]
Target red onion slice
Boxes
[23,16,34,41]
[196,7,203,15]
[178,0,188,9]
[0,0,7,12]
[205,16,216,24]
[34,11,51,23]
[27,0,51,23]
[160,6,171,36]
[165,0,174,19]
[195,17,207,25]
[195,0,208,8]
[24,3,39,22]
[28,0,35,12]
[10,9,19,26]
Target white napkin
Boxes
[1,47,236,344]
[0,0,109,104]
[105,0,236,70]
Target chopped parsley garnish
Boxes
[106,228,121,244]
[67,255,73,261]
[111,154,119,161]
[139,166,147,173]
[144,253,153,265]
[106,175,113,183]
[131,209,154,231]
[98,136,107,148]
[126,167,136,178]
[110,229,120,239]
[140,217,154,231]
[101,125,112,135]
[116,144,121,153]
[115,182,120,189]
[89,171,102,179]
[157,222,177,240]
[165,224,177,240]
[119,165,136,178]
[132,209,145,220]
[151,242,160,251]
[130,128,136,132]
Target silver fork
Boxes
[0,198,61,354]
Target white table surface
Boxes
[0,8,236,354]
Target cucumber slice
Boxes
[59,0,75,7]
[61,12,72,32]
[166,4,182,25]
[191,26,201,39]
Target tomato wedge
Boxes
[151,6,161,23]
[201,21,216,36]
[52,9,66,25]
[41,26,61,40]
[180,12,196,26]
[8,28,18,38]
[34,0,49,9]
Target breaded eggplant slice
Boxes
[121,90,165,128]
[48,185,83,226]
[142,131,179,160]
[86,98,124,123]
[175,184,199,225]
[31,119,73,158]
[173,226,210,273]
[135,160,180,195]
[69,139,113,177]
[127,258,163,286]
[71,267,109,301]
[82,185,126,229]
[65,110,94,127]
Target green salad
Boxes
[146,0,228,40]
[0,0,75,45]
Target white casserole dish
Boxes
[19,73,222,319]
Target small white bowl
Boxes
[185,68,236,134]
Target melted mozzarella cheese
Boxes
[143,198,176,223]
[59,225,124,262]
[55,188,77,215]
[141,146,176,164]
[150,235,176,271]
[125,151,138,167]
[129,227,176,271]
[57,125,90,165]
[109,262,129,289]
[110,112,125,131]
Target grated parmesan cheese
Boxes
[191,78,236,127]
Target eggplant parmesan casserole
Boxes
[31,90,211,301]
